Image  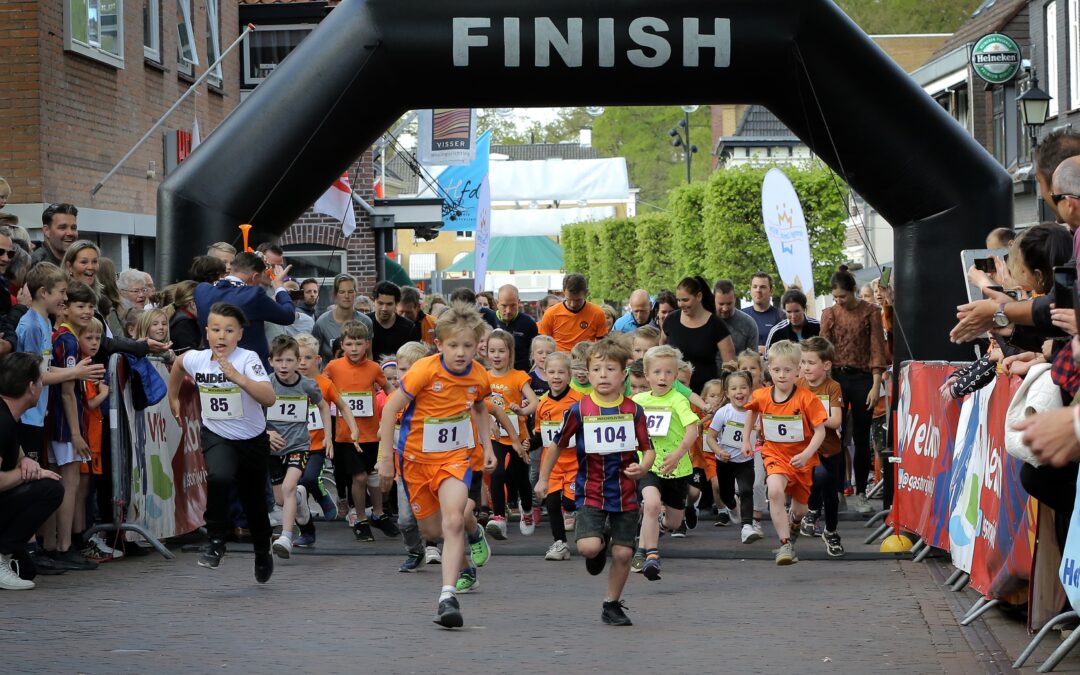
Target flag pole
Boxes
[90,24,256,197]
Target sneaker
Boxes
[685,504,698,530]
[469,528,491,567]
[87,533,124,560]
[455,567,479,593]
[81,537,113,563]
[370,513,400,537]
[545,540,571,561]
[268,505,283,528]
[741,523,761,544]
[55,548,98,571]
[564,512,576,532]
[424,545,442,565]
[519,510,536,536]
[601,600,633,626]
[254,549,274,583]
[670,521,687,538]
[198,540,226,569]
[476,508,492,527]
[27,548,66,575]
[843,484,855,497]
[434,596,463,628]
[823,530,845,557]
[486,516,508,540]
[716,507,732,527]
[775,541,797,566]
[752,522,764,538]
[399,549,426,572]
[630,548,645,573]
[294,534,316,548]
[853,494,874,515]
[0,554,34,590]
[295,486,311,526]
[272,535,292,559]
[799,510,818,538]
[346,508,359,528]
[642,556,662,581]
[586,535,609,576]
[353,520,375,542]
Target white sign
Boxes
[762,168,815,313]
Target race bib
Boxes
[307,404,324,431]
[421,413,473,453]
[720,421,746,449]
[40,348,51,375]
[643,408,673,437]
[342,391,373,418]
[267,395,307,423]
[200,386,242,420]
[541,420,575,448]
[762,414,804,443]
[583,414,635,454]
[493,413,520,438]
[817,394,830,411]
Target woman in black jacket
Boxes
[167,280,201,354]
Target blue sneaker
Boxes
[399,549,426,572]
[293,534,316,548]
[317,495,338,521]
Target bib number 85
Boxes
[209,397,229,413]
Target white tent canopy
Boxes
[490,206,615,236]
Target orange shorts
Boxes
[401,459,471,520]
[762,453,815,505]
[542,447,578,500]
[79,444,103,476]
[690,445,716,482]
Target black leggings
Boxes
[715,459,755,526]
[809,452,844,531]
[834,369,875,494]
[491,442,532,517]
[545,491,577,542]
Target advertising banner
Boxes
[948,376,998,573]
[761,168,815,307]
[415,108,478,166]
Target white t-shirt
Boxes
[181,347,270,441]
[709,403,754,463]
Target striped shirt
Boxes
[764,317,821,354]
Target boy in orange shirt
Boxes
[376,303,496,628]
[532,352,582,561]
[740,340,827,565]
[322,321,392,542]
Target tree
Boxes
[836,0,983,34]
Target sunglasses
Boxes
[1051,193,1080,205]
[0,248,17,259]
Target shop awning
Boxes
[443,236,563,274]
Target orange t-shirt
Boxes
[534,387,582,475]
[744,385,828,465]
[309,374,340,452]
[689,407,711,470]
[488,369,532,443]
[538,300,609,352]
[81,380,104,475]
[399,354,491,465]
[797,377,844,457]
[419,313,438,345]
[323,357,387,443]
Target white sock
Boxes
[280,530,294,541]
[439,585,456,602]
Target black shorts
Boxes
[469,469,483,504]
[268,451,310,485]
[574,506,639,548]
[334,441,378,476]
[688,468,707,490]
[17,422,45,463]
[638,473,689,509]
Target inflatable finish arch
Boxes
[158,0,1012,361]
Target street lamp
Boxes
[669,106,700,184]
[1017,75,1051,148]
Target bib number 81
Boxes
[438,427,458,444]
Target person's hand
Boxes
[509,404,522,414]
[716,449,731,462]
[951,290,1010,343]
[514,441,529,463]
[866,386,881,411]
[967,265,995,291]
[741,441,753,458]
[623,462,648,480]
[1052,307,1079,336]
[16,284,31,307]
[534,479,549,503]
[1014,407,1080,467]
[73,435,91,460]
[214,355,243,383]
[704,401,719,415]
[939,377,958,402]
[268,431,286,452]
[376,457,394,492]
[993,256,1015,289]
[74,357,106,382]
[326,445,335,460]
[483,448,498,473]
[660,453,680,475]
[1004,351,1042,377]
[18,455,42,481]
[39,468,61,481]
[271,265,293,290]
[144,338,173,353]
[791,449,814,469]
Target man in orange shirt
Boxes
[538,273,609,352]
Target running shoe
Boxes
[399,550,425,572]
[294,534,316,548]
[519,510,536,536]
[434,596,463,628]
[823,530,845,558]
[545,540,571,561]
[81,537,113,563]
[741,523,761,544]
[254,549,274,583]
[752,521,764,538]
[799,510,818,538]
[370,513,400,537]
[346,508,359,528]
[27,547,66,575]
[0,554,34,590]
[295,486,311,526]
[601,600,633,626]
[842,485,855,497]
[715,508,732,527]
[469,527,491,567]
[425,545,442,564]
[775,541,797,566]
[630,547,645,573]
[455,567,479,593]
[56,548,98,571]
[272,534,292,559]
[853,494,874,515]
[563,512,576,532]
[486,515,508,540]
[586,535,609,576]
[685,504,698,530]
[353,520,375,542]
[268,505,283,528]
[86,533,123,560]
[642,556,662,581]
[199,540,226,570]
[670,521,687,538]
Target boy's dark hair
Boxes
[751,271,773,288]
[449,286,477,304]
[563,273,588,294]
[0,352,42,398]
[231,252,267,274]
[256,242,284,257]
[65,280,97,306]
[340,320,371,341]
[400,286,422,307]
[42,203,77,226]
[801,336,836,364]
[301,278,319,289]
[587,337,631,369]
[627,358,646,378]
[188,255,227,283]
[208,302,248,326]
[780,288,807,309]
[25,262,66,299]
[270,334,300,359]
[1034,130,1080,180]
[713,279,735,295]
[373,280,401,302]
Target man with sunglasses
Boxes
[31,204,78,268]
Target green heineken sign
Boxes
[971,33,1021,85]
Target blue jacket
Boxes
[194,278,294,365]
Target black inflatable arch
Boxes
[158,0,1012,360]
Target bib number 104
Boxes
[582,414,634,454]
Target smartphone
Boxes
[288,289,305,304]
[973,258,996,274]
[987,285,1022,301]
[960,248,1009,303]
[1054,266,1077,310]
[879,265,891,288]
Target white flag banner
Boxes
[761,168,815,307]
[473,174,491,293]
[314,173,356,237]
[416,109,478,166]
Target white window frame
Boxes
[143,0,160,61]
[64,0,125,69]
[242,23,316,87]
[1048,0,1061,117]
[1070,0,1080,110]
[205,0,223,87]
[176,0,199,76]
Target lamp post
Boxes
[669,105,700,184]
[1017,75,1051,148]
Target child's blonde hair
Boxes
[395,341,431,368]
[544,351,572,374]
[530,335,556,362]
[643,344,682,373]
[135,307,170,341]
[632,325,661,344]
[435,301,488,341]
[678,360,694,374]
[737,349,763,369]
[766,339,802,367]
[701,378,725,397]
[294,333,319,355]
[570,341,592,371]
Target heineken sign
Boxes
[971,33,1021,84]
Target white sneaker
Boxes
[486,516,508,540]
[752,522,764,538]
[272,534,292,559]
[854,494,874,515]
[89,533,123,559]
[0,554,34,590]
[519,510,536,536]
[741,524,762,544]
[268,505,284,528]
[544,540,570,561]
[424,545,442,564]
[295,486,311,526]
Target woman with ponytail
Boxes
[661,275,736,392]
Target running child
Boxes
[737,349,768,535]
[527,335,556,519]
[376,302,496,628]
[532,351,583,561]
[740,340,828,565]
[797,336,845,557]
[632,345,700,579]
[569,342,593,396]
[168,302,278,582]
[685,378,724,531]
[706,371,760,543]
[548,337,653,626]
[267,335,333,559]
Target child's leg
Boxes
[488,442,511,517]
[280,466,303,534]
[607,544,633,601]
[436,478,469,591]
[368,475,385,517]
[508,451,533,512]
[766,474,791,541]
[734,462,756,525]
[56,463,81,552]
[545,491,566,542]
[638,486,662,549]
[528,446,543,487]
[74,473,92,535]
[752,453,767,520]
[715,460,737,510]
[351,472,368,516]
[710,475,722,513]
[397,477,423,553]
[822,453,843,532]
[686,484,701,509]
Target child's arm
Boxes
[740,410,759,457]
[42,357,104,386]
[316,398,335,459]
[86,383,109,410]
[216,356,275,407]
[793,424,827,469]
[511,382,539,417]
[333,389,361,444]
[688,392,708,411]
[472,400,497,473]
[376,389,408,490]
[706,427,730,461]
[61,380,90,459]
[826,403,842,431]
[533,441,563,501]
[660,422,699,475]
[490,404,526,461]
[168,353,187,419]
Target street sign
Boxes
[970,33,1021,85]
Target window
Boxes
[1070,0,1080,109]
[143,0,160,61]
[205,0,222,87]
[456,230,474,240]
[176,0,199,76]
[1048,0,1060,117]
[65,0,125,68]
[242,24,314,87]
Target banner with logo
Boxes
[424,130,491,233]
[761,168,816,308]
[473,173,491,292]
[947,376,998,574]
[416,108,478,166]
